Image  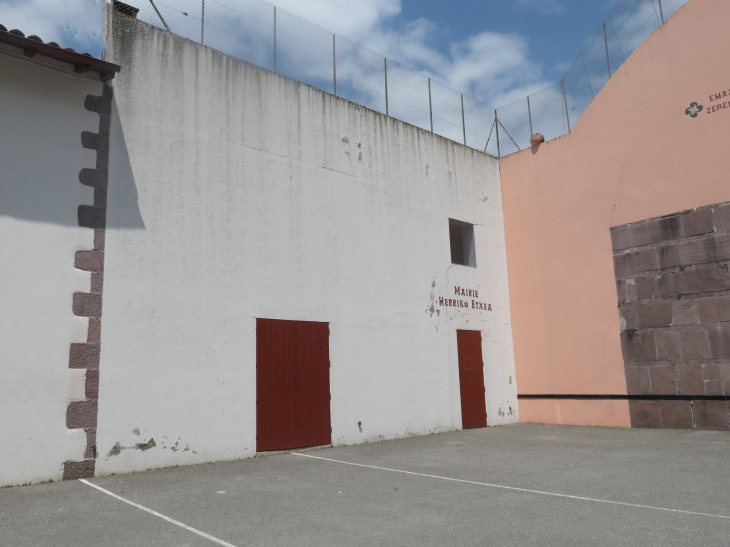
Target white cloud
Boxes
[0,0,550,108]
[269,0,400,41]
[0,0,103,53]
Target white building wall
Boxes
[0,52,102,486]
[98,13,517,475]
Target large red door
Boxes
[256,318,331,451]
[456,330,487,429]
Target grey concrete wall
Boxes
[98,10,517,475]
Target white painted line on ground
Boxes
[79,479,239,547]
[292,452,730,521]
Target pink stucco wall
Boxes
[501,0,730,427]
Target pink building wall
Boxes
[501,0,730,427]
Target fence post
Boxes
[384,58,388,116]
[273,7,277,73]
[201,0,205,44]
[495,112,501,159]
[148,0,171,32]
[658,0,665,23]
[603,23,611,78]
[461,94,466,145]
[527,96,533,136]
[562,80,571,132]
[333,35,337,96]
[428,78,433,133]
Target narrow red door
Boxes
[256,318,331,451]
[456,330,487,429]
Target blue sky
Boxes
[397,0,614,83]
[0,0,620,106]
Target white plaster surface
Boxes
[98,13,517,475]
[0,52,101,486]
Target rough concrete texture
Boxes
[2,424,729,546]
[98,9,517,475]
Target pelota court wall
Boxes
[501,0,730,429]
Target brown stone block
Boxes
[680,329,711,360]
[699,296,730,323]
[619,307,638,331]
[671,300,699,325]
[653,275,676,299]
[682,209,714,237]
[616,280,627,303]
[86,369,99,399]
[63,460,95,481]
[611,226,633,252]
[658,244,681,269]
[638,303,673,328]
[649,365,677,395]
[708,327,730,358]
[673,266,730,295]
[678,237,713,266]
[693,400,730,431]
[613,248,658,277]
[703,363,722,380]
[84,429,97,459]
[660,400,694,429]
[94,229,105,251]
[621,332,656,362]
[626,280,638,302]
[91,273,104,293]
[721,364,730,395]
[618,218,677,249]
[66,400,98,429]
[629,400,662,428]
[709,234,730,262]
[88,318,101,343]
[78,205,106,230]
[704,379,724,395]
[676,364,704,395]
[73,293,102,318]
[712,203,730,232]
[625,366,651,395]
[75,250,104,273]
[629,220,662,247]
[655,331,681,361]
[69,343,100,369]
[635,276,654,301]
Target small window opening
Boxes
[449,219,476,267]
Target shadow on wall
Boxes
[105,97,145,230]
[0,97,144,230]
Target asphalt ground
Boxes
[2,423,730,546]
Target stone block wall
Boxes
[612,202,730,430]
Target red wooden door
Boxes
[456,330,487,429]
[256,318,331,451]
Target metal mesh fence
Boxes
[496,0,688,153]
[121,0,689,157]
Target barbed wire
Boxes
[121,0,688,157]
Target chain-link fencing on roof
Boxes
[120,0,689,157]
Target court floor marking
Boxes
[79,479,239,547]
[292,452,730,521]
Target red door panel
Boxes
[457,330,487,429]
[256,318,331,451]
